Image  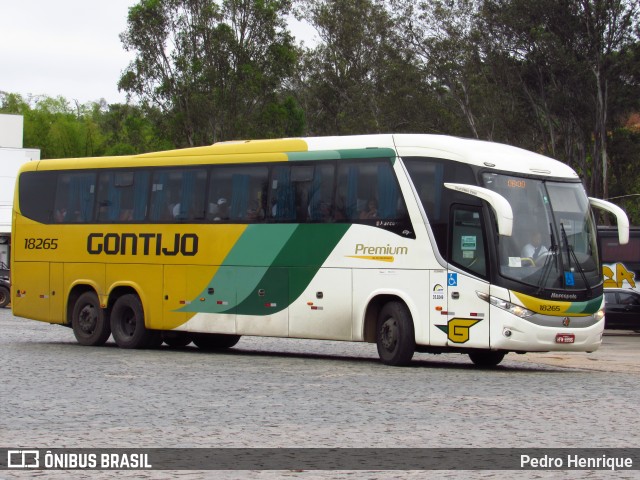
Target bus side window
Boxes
[97,170,150,223]
[336,160,406,222]
[208,165,268,223]
[269,163,336,223]
[18,171,58,224]
[270,165,296,222]
[308,164,335,222]
[150,169,206,222]
[53,172,96,223]
[449,206,487,278]
[176,169,207,221]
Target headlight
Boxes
[593,308,605,322]
[477,292,535,318]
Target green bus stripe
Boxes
[234,224,350,315]
[565,296,603,315]
[224,224,298,266]
[286,148,396,162]
[181,224,350,315]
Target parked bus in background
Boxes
[598,225,640,291]
[11,135,629,366]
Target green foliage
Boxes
[296,0,449,135]
[479,0,639,199]
[608,125,640,224]
[0,93,171,158]
[119,0,302,146]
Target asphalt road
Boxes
[1,308,639,479]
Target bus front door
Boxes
[444,205,491,349]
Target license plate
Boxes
[555,333,575,344]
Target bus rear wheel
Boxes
[376,301,415,366]
[72,291,111,346]
[110,294,160,349]
[193,333,241,351]
[469,350,506,367]
[0,285,9,308]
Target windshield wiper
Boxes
[560,222,592,294]
[536,223,557,295]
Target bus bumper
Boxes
[491,316,605,352]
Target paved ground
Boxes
[1,308,638,480]
[510,330,640,373]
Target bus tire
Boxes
[71,291,111,346]
[469,350,506,367]
[0,285,9,308]
[193,333,241,351]
[162,331,193,347]
[110,294,160,349]
[376,301,415,366]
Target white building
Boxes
[0,113,40,268]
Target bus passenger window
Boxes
[53,172,96,223]
[307,164,335,222]
[150,169,206,222]
[336,160,407,224]
[97,170,150,223]
[209,165,268,223]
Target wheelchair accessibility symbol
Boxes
[447,273,458,287]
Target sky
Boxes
[1,0,139,104]
[0,0,314,105]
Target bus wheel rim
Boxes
[381,318,398,351]
[122,308,137,337]
[78,305,97,334]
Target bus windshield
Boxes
[483,173,600,291]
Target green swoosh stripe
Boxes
[565,295,603,315]
[181,223,350,315]
[286,148,396,162]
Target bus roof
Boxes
[23,134,580,180]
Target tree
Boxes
[296,0,445,135]
[97,103,175,155]
[481,0,639,197]
[119,0,303,146]
[1,92,171,158]
[1,93,104,158]
[578,0,639,199]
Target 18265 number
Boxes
[24,238,58,250]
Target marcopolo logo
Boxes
[87,233,199,256]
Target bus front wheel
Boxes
[71,291,111,346]
[468,350,506,367]
[193,333,241,351]
[110,294,160,349]
[376,301,415,366]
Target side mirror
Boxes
[444,183,513,236]
[589,198,629,245]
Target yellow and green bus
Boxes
[11,135,629,366]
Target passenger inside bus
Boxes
[209,198,228,221]
[359,199,378,219]
[521,231,548,260]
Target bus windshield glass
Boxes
[483,173,600,291]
